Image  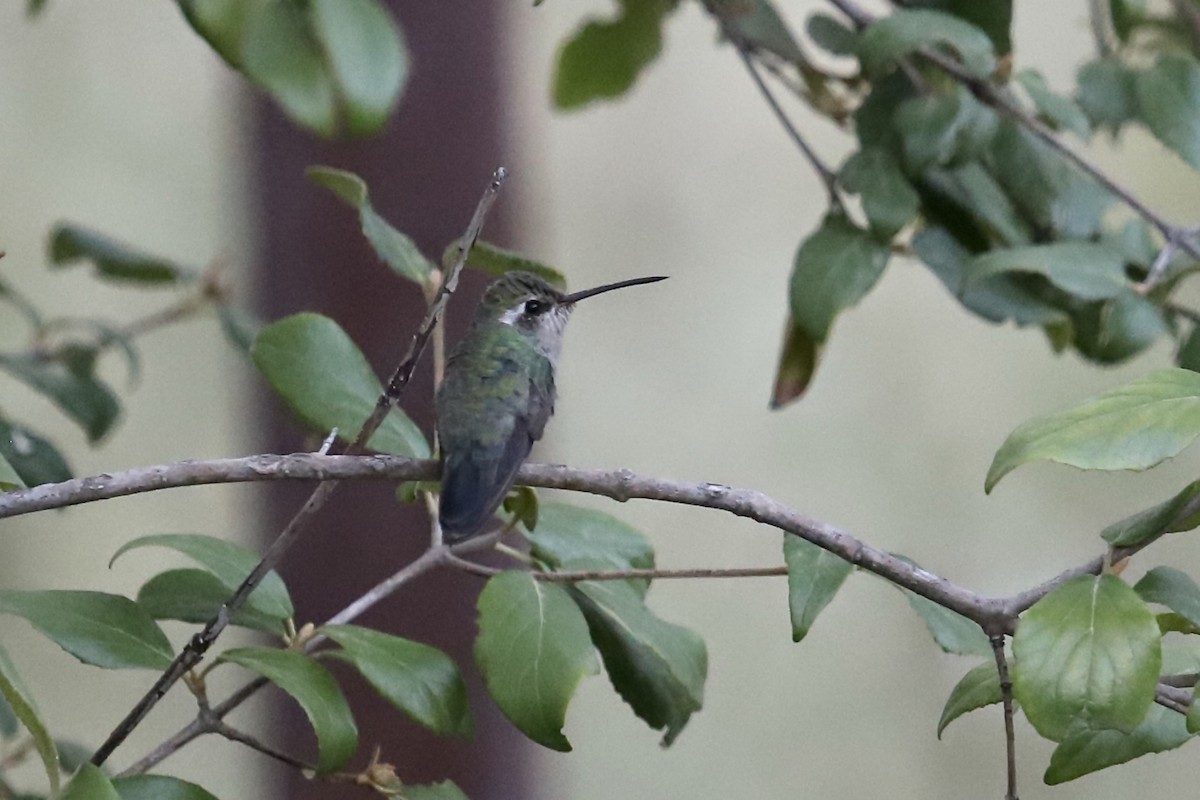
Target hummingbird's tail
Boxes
[438,454,497,544]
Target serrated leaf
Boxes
[1103,479,1200,547]
[1135,54,1200,170]
[62,764,120,800]
[522,503,655,596]
[1077,57,1138,131]
[447,240,567,291]
[838,148,919,239]
[322,624,472,738]
[967,242,1128,301]
[0,355,120,443]
[553,0,676,110]
[1013,574,1160,741]
[857,9,996,79]
[986,369,1200,492]
[219,647,357,774]
[475,572,599,751]
[0,642,59,794]
[308,0,407,136]
[251,312,429,457]
[111,775,220,800]
[1134,567,1200,628]
[937,659,1002,738]
[1045,704,1191,784]
[0,419,72,488]
[568,573,706,746]
[783,535,852,642]
[136,569,287,634]
[48,223,194,285]
[789,214,890,343]
[110,533,293,620]
[307,167,432,284]
[401,781,470,800]
[0,591,172,670]
[1016,69,1090,138]
[769,315,820,409]
[806,13,856,56]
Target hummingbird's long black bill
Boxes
[562,275,668,304]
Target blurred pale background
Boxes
[4,2,1200,799]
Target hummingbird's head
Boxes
[476,270,669,363]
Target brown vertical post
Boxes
[251,3,531,797]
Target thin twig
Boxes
[710,12,842,209]
[447,555,789,582]
[1156,683,1193,715]
[1161,672,1200,688]
[89,168,508,768]
[213,722,314,772]
[990,635,1019,800]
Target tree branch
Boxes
[990,635,1019,800]
[447,554,789,582]
[88,167,508,768]
[823,0,1200,260]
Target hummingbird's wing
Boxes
[437,337,555,542]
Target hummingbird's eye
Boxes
[523,299,546,315]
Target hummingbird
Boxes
[435,270,667,543]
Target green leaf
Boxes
[0,690,15,738]
[569,573,706,746]
[1102,479,1200,547]
[217,305,262,354]
[448,240,567,291]
[522,503,655,594]
[1016,69,1090,138]
[308,0,408,137]
[903,0,1012,54]
[49,223,195,285]
[783,535,852,642]
[937,659,1001,738]
[901,589,992,656]
[240,1,335,136]
[1013,574,1160,741]
[219,647,357,774]
[401,781,471,800]
[914,225,1067,327]
[716,0,805,63]
[553,0,676,110]
[0,643,59,794]
[1135,54,1200,170]
[1157,611,1200,635]
[769,315,820,409]
[135,569,287,634]
[62,764,121,800]
[987,120,1110,238]
[0,274,44,328]
[0,451,23,491]
[986,369,1200,492]
[1045,704,1191,784]
[251,312,429,457]
[110,533,293,620]
[967,242,1128,301]
[806,13,857,56]
[0,355,120,443]
[857,9,996,79]
[0,419,71,488]
[54,740,97,775]
[111,775,220,800]
[26,0,48,17]
[306,167,433,284]
[475,572,599,751]
[1071,291,1168,365]
[0,590,173,670]
[322,624,472,738]
[838,148,919,239]
[1134,567,1200,627]
[789,214,890,343]
[501,486,540,532]
[1077,57,1139,131]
